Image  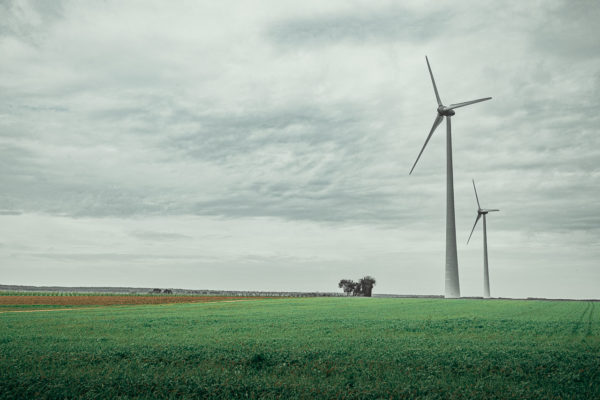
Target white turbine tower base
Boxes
[483,215,489,298]
[410,56,492,299]
[445,117,460,298]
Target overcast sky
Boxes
[1,0,599,298]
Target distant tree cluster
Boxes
[338,276,376,297]
[150,289,173,294]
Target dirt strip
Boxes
[0,299,265,314]
[0,295,271,306]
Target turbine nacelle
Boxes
[478,208,499,215]
[437,106,455,116]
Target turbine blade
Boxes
[409,114,443,174]
[485,209,500,212]
[425,56,442,106]
[467,214,482,244]
[448,97,492,110]
[472,179,481,209]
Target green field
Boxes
[1,298,598,399]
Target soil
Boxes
[0,295,269,306]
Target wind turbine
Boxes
[409,56,491,298]
[467,179,499,298]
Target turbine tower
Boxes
[410,56,491,298]
[467,179,499,298]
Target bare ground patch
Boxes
[0,295,272,308]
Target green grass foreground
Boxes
[0,298,598,399]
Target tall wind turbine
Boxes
[409,56,491,298]
[467,180,499,298]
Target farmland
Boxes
[0,293,269,312]
[0,297,598,399]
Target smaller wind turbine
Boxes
[467,180,499,298]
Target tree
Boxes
[338,279,357,296]
[338,276,376,297]
[358,276,376,297]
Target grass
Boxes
[0,298,598,399]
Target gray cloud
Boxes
[0,210,22,215]
[530,1,600,60]
[0,0,65,44]
[131,231,192,241]
[267,7,448,47]
[27,252,206,262]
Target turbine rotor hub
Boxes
[437,105,455,116]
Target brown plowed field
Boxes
[0,295,269,306]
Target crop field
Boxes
[0,293,269,312]
[0,297,598,399]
